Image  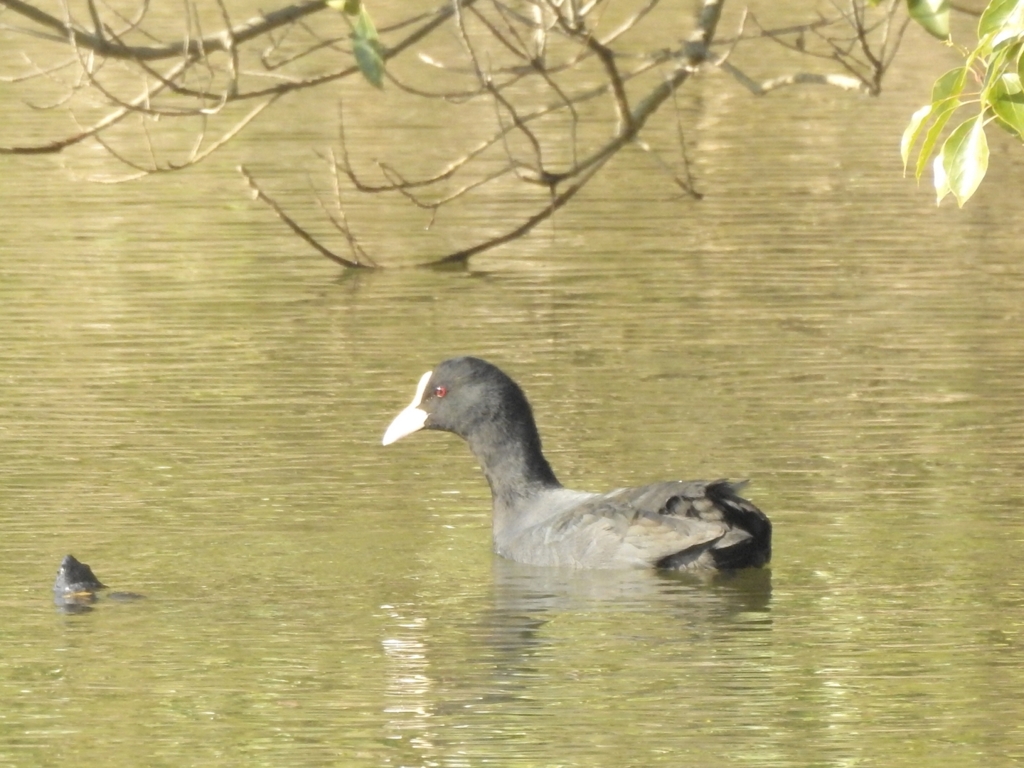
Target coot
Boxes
[383,357,771,571]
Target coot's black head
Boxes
[383,357,535,444]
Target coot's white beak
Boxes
[382,370,432,446]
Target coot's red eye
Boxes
[434,386,447,398]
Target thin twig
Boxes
[239,165,373,269]
[423,159,606,266]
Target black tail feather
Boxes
[706,481,772,570]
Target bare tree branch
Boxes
[1,0,914,266]
[0,0,330,61]
[239,164,372,269]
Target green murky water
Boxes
[2,2,1024,766]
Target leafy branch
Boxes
[901,0,1024,206]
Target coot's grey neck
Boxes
[465,418,561,504]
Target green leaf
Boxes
[908,0,950,39]
[931,67,967,103]
[979,0,1024,40]
[353,37,385,88]
[916,100,960,179]
[989,72,1024,136]
[326,0,361,13]
[979,37,1014,87]
[351,6,385,88]
[938,115,990,206]
[902,104,934,169]
[901,67,967,181]
[933,151,951,204]
[353,5,379,42]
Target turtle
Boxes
[53,554,145,613]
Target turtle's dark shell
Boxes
[53,554,143,613]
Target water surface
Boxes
[2,3,1024,766]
